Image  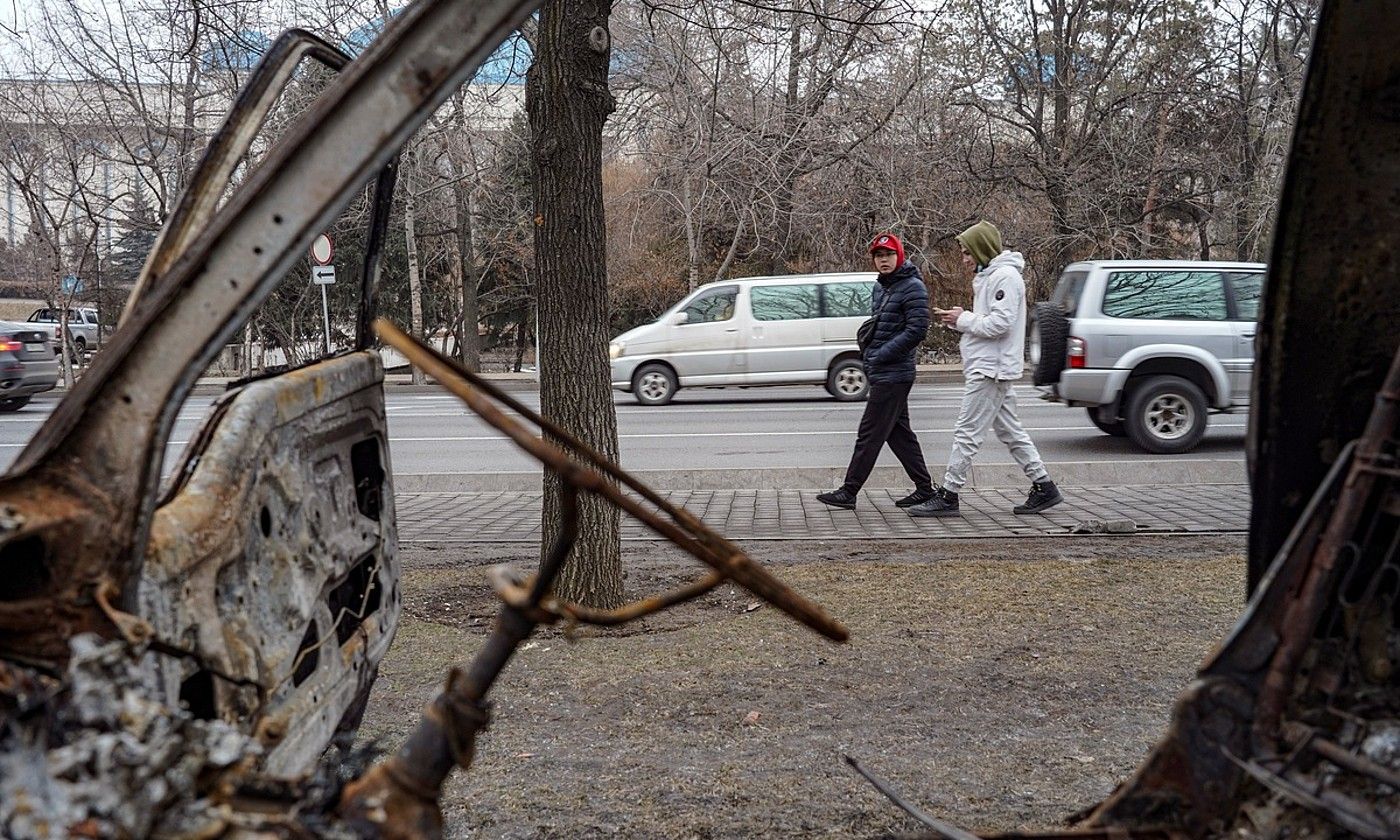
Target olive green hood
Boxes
[957,220,1003,269]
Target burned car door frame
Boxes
[0,3,853,834]
[0,0,540,666]
[0,0,541,779]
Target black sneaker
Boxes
[1014,480,1063,514]
[895,487,937,508]
[816,488,858,510]
[909,487,959,517]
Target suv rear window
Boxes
[1102,271,1228,320]
[1227,273,1265,321]
[1050,271,1088,316]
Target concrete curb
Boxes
[110,363,979,397]
[394,459,1247,493]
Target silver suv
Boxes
[1030,260,1265,454]
[27,306,101,355]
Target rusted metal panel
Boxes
[1248,0,1400,591]
[0,0,542,668]
[142,352,399,777]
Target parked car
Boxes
[0,321,59,410]
[1030,260,1266,454]
[610,273,876,405]
[26,306,102,355]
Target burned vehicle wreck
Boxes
[0,0,846,835]
[3,0,1400,837]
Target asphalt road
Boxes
[0,382,1246,479]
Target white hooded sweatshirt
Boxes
[952,250,1027,380]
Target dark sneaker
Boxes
[895,487,937,508]
[909,487,959,517]
[816,488,858,510]
[1014,480,1063,515]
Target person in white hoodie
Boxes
[909,220,1062,517]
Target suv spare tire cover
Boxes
[1031,301,1069,386]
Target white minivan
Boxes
[610,272,877,405]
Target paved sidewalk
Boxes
[396,483,1249,542]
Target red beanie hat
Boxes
[869,233,905,265]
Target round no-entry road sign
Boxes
[310,234,334,265]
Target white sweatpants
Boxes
[943,373,1048,492]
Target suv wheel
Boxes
[826,358,868,401]
[1031,302,1069,386]
[1086,407,1126,437]
[632,363,677,406]
[1125,375,1208,454]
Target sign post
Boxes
[310,234,335,354]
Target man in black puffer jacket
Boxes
[817,234,935,510]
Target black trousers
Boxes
[840,380,933,494]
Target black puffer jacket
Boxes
[863,261,930,385]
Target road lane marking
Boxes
[379,403,1136,418]
[373,424,1249,443]
[0,420,1251,449]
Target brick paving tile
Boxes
[396,483,1249,543]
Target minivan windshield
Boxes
[667,285,737,324]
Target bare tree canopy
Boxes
[1,0,1318,368]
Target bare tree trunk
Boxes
[766,5,804,274]
[404,158,425,386]
[453,180,481,371]
[243,321,253,376]
[449,100,483,372]
[712,215,745,284]
[514,313,528,373]
[57,310,74,387]
[1141,103,1172,249]
[1195,206,1213,260]
[527,0,622,608]
[1044,174,1074,300]
[683,177,701,291]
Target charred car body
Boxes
[0,6,845,836]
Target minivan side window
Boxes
[822,282,874,318]
[751,284,819,321]
[1102,271,1228,320]
[680,286,737,324]
[1227,273,1265,321]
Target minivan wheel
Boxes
[632,364,677,406]
[1125,375,1208,454]
[826,359,868,401]
[1087,407,1126,437]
